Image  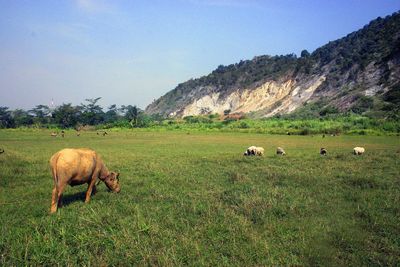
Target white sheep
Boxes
[255,147,264,156]
[244,146,264,156]
[276,147,286,156]
[353,147,365,155]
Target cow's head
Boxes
[104,172,121,193]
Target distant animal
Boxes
[244,146,257,156]
[0,148,4,154]
[320,148,327,156]
[76,132,80,137]
[50,132,58,137]
[353,147,365,155]
[102,131,108,136]
[61,130,65,138]
[255,147,265,156]
[322,134,325,138]
[244,146,264,156]
[49,148,121,213]
[276,147,286,156]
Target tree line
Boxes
[0,97,162,129]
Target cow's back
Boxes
[51,148,98,185]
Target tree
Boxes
[0,107,15,128]
[29,105,50,124]
[121,105,139,127]
[104,104,119,123]
[300,49,310,58]
[53,103,81,128]
[12,109,33,127]
[80,97,105,125]
[135,112,152,127]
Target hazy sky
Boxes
[0,0,399,110]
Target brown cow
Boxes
[49,148,121,213]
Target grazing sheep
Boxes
[244,146,264,156]
[244,146,257,156]
[102,131,108,136]
[50,132,58,137]
[276,147,286,156]
[254,147,264,156]
[353,147,365,155]
[320,148,327,156]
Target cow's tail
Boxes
[50,153,60,188]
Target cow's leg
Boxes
[85,173,99,203]
[57,183,66,208]
[92,184,97,195]
[50,186,58,213]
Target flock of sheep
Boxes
[50,130,108,137]
[46,131,367,156]
[46,131,365,157]
[243,146,365,156]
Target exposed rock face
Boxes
[178,76,326,117]
[146,12,400,118]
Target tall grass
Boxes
[136,116,400,135]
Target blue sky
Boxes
[0,0,399,110]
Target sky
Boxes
[0,0,399,110]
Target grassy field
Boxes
[0,129,399,266]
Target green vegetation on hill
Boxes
[312,12,400,72]
[176,54,299,91]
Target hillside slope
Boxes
[146,12,400,118]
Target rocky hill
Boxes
[145,12,400,118]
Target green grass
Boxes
[0,129,399,265]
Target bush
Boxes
[238,121,250,129]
